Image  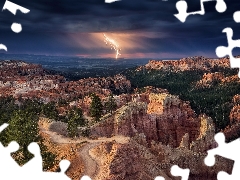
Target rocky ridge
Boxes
[0,60,131,103]
[0,58,238,180]
[137,56,230,72]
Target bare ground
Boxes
[39,119,129,180]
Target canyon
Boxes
[0,57,239,180]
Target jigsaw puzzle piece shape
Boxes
[0,141,21,179]
[41,160,71,180]
[171,165,189,180]
[205,132,240,179]
[205,132,240,164]
[22,142,43,172]
[174,1,188,23]
[174,0,227,22]
[0,124,21,178]
[2,0,30,15]
[216,28,240,77]
[217,171,236,180]
[21,159,71,180]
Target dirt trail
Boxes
[79,142,100,179]
[41,128,129,144]
[39,120,129,180]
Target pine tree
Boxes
[67,118,78,138]
[105,93,117,114]
[4,110,39,164]
[41,102,58,120]
[0,98,57,169]
[66,107,86,137]
[90,93,103,122]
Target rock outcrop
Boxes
[223,94,240,141]
[88,138,233,180]
[0,60,131,103]
[196,72,240,88]
[137,56,230,72]
[88,92,211,148]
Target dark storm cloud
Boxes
[0,0,240,57]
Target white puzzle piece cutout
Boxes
[233,11,240,23]
[205,132,240,180]
[0,123,71,180]
[154,176,165,180]
[2,0,30,33]
[2,0,30,15]
[215,28,240,77]
[174,0,227,22]
[171,165,190,180]
[80,175,92,180]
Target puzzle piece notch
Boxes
[20,142,71,180]
[0,124,21,178]
[233,11,240,23]
[215,27,240,78]
[39,160,71,180]
[204,132,240,180]
[0,123,8,132]
[22,142,43,172]
[174,0,227,23]
[171,165,190,180]
[81,175,92,180]
[0,123,71,180]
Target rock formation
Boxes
[137,56,230,72]
[0,60,131,103]
[89,93,209,148]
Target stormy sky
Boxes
[0,0,240,58]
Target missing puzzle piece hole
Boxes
[7,141,19,153]
[59,159,70,173]
[215,0,227,13]
[216,46,228,58]
[171,165,190,180]
[214,132,225,145]
[204,154,216,167]
[234,11,240,23]
[217,171,231,180]
[80,175,92,180]
[154,176,165,180]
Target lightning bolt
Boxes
[103,33,121,59]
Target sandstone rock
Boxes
[137,56,230,72]
[88,93,204,148]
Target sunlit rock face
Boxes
[89,92,209,148]
[87,93,232,180]
[137,56,230,72]
[0,60,132,103]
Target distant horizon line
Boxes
[0,52,220,61]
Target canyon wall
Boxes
[89,93,213,149]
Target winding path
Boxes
[79,142,100,179]
[39,121,129,180]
